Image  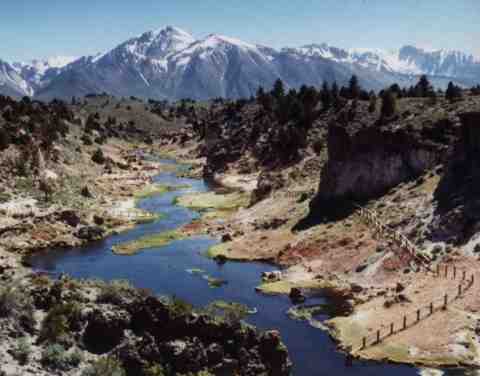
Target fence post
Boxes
[362,337,366,350]
[471,274,475,286]
[444,294,448,309]
[417,309,421,322]
[403,315,407,330]
[390,323,394,335]
[453,266,457,280]
[458,284,462,296]
[430,302,433,315]
[376,330,381,344]
[437,264,440,276]
[445,265,448,278]
[463,270,466,281]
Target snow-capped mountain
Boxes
[287,44,480,78]
[0,59,33,97]
[1,26,479,100]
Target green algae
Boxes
[111,230,184,255]
[134,183,190,200]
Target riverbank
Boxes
[0,153,294,376]
[156,138,480,371]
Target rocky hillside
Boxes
[0,94,292,376]
[0,272,290,376]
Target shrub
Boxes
[81,357,126,376]
[169,296,193,318]
[0,285,23,318]
[97,280,135,305]
[380,90,397,119]
[144,363,167,376]
[39,303,81,344]
[92,148,106,164]
[0,284,35,331]
[0,127,10,150]
[41,344,71,371]
[11,338,32,365]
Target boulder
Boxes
[80,185,94,198]
[250,172,285,205]
[289,288,306,304]
[59,210,81,227]
[83,309,130,354]
[75,226,104,241]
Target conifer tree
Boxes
[272,79,285,100]
[320,81,332,110]
[348,75,360,99]
[380,90,397,119]
[368,91,377,113]
[445,81,463,102]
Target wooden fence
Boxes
[353,204,475,352]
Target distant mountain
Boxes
[1,26,479,100]
[12,56,77,92]
[0,59,32,97]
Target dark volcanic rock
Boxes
[250,171,285,205]
[310,118,454,218]
[83,309,130,354]
[58,210,81,227]
[430,112,480,245]
[75,226,104,241]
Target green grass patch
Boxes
[205,243,230,259]
[175,191,249,212]
[134,212,165,224]
[111,230,184,255]
[205,276,228,288]
[134,184,190,200]
[256,279,332,295]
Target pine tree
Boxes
[368,91,377,113]
[348,75,360,99]
[416,75,432,97]
[256,86,265,102]
[299,86,319,128]
[445,81,462,102]
[320,81,332,111]
[331,81,340,109]
[272,79,285,100]
[380,90,397,119]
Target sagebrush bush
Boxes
[143,363,167,376]
[41,344,70,371]
[11,338,32,365]
[40,303,81,344]
[0,284,35,332]
[81,357,126,376]
[97,280,135,305]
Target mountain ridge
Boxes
[1,26,479,100]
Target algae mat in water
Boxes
[112,230,185,255]
[134,184,190,200]
[175,191,250,212]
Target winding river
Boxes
[29,160,423,376]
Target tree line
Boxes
[254,74,474,126]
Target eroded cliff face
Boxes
[311,116,457,217]
[428,112,480,245]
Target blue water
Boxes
[29,162,420,376]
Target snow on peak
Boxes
[151,26,194,41]
[201,34,258,51]
[14,56,77,75]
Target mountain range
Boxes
[1,26,479,101]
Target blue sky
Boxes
[2,0,479,62]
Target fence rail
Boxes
[352,204,475,353]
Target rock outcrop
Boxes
[311,116,456,217]
[429,112,480,244]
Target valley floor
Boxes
[158,139,480,369]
